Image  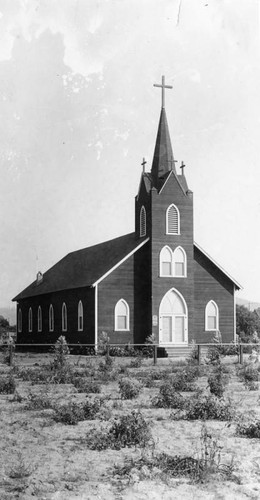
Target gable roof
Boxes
[13,233,149,301]
[194,242,242,290]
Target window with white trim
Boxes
[38,306,42,332]
[166,204,180,234]
[18,309,22,333]
[173,247,186,277]
[140,206,146,237]
[62,303,67,332]
[115,299,129,331]
[160,246,173,276]
[78,301,83,331]
[49,304,54,332]
[205,301,219,331]
[28,307,32,332]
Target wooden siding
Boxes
[150,174,195,343]
[194,246,234,343]
[98,255,134,344]
[16,287,95,345]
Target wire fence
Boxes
[0,342,259,367]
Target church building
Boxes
[13,76,241,351]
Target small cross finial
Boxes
[141,157,147,173]
[153,75,173,108]
[180,161,186,175]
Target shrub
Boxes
[172,393,234,421]
[25,392,53,410]
[73,378,101,393]
[129,356,143,368]
[0,374,16,394]
[86,410,152,450]
[168,369,197,392]
[52,335,70,369]
[152,383,185,409]
[236,417,260,438]
[208,362,229,398]
[237,363,259,386]
[118,377,142,399]
[53,398,101,425]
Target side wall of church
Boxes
[16,287,95,345]
[98,254,135,344]
[193,247,234,343]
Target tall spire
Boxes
[151,76,176,185]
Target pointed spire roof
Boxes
[151,76,176,187]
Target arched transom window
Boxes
[18,309,22,333]
[37,306,42,332]
[78,301,83,331]
[140,206,146,237]
[28,307,33,332]
[62,302,67,332]
[49,304,54,332]
[160,246,186,277]
[205,301,219,331]
[115,299,130,331]
[166,204,180,235]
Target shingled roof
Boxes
[13,233,149,301]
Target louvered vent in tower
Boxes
[140,206,146,237]
[166,204,180,234]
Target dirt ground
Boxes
[1,353,260,500]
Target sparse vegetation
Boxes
[0,373,16,394]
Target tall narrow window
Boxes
[38,306,42,332]
[78,301,83,331]
[62,303,67,332]
[166,204,180,234]
[18,309,22,333]
[160,246,173,276]
[173,247,186,277]
[115,299,130,331]
[49,304,54,332]
[140,206,146,237]
[28,307,32,332]
[205,301,219,331]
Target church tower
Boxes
[135,76,194,346]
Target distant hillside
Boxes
[0,307,16,326]
[236,298,260,312]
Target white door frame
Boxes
[159,287,188,345]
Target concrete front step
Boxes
[162,345,209,358]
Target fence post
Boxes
[153,345,157,365]
[106,343,110,359]
[9,343,13,367]
[239,344,244,364]
[198,345,202,365]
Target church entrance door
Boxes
[159,289,188,344]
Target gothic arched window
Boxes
[115,299,130,331]
[140,206,146,237]
[160,246,173,276]
[18,309,22,333]
[78,301,83,331]
[38,306,42,332]
[28,307,32,332]
[62,303,67,332]
[205,301,219,331]
[49,304,54,332]
[173,247,187,277]
[166,204,180,235]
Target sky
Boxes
[0,0,260,320]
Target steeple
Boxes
[151,76,176,187]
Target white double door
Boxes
[159,289,188,344]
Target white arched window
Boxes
[49,304,54,332]
[62,303,67,332]
[205,301,219,331]
[140,206,146,237]
[18,309,22,333]
[78,301,83,331]
[37,306,42,332]
[115,299,130,331]
[160,246,173,276]
[28,307,32,332]
[173,247,187,277]
[166,204,180,235]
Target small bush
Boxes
[169,370,196,392]
[129,356,143,368]
[53,398,101,425]
[152,382,185,409]
[86,410,153,450]
[236,417,260,438]
[0,374,16,394]
[208,362,229,398]
[118,377,142,399]
[237,363,259,387]
[73,378,101,393]
[25,392,53,410]
[172,393,234,421]
[52,335,70,369]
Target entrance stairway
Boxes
[163,345,209,359]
